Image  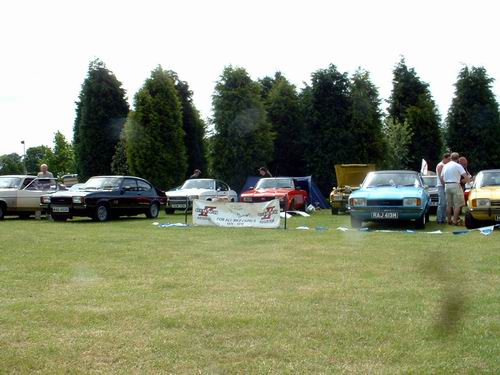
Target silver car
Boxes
[165,178,237,213]
[0,175,61,219]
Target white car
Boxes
[165,178,237,213]
[0,175,62,219]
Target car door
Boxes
[118,178,139,212]
[18,178,58,211]
[137,179,154,208]
[215,180,230,200]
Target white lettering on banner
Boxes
[192,199,281,228]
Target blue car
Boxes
[348,170,430,229]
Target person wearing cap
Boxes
[189,169,201,179]
[258,167,272,178]
[441,152,470,225]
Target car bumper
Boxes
[468,208,500,222]
[350,207,426,221]
[49,204,92,218]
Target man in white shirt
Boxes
[435,152,451,224]
[441,152,470,225]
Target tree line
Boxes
[2,57,499,195]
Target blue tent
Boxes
[240,176,330,209]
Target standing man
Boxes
[37,164,54,178]
[189,169,201,179]
[458,156,472,190]
[441,152,470,225]
[258,166,272,178]
[435,152,451,224]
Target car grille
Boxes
[367,199,403,206]
[50,197,72,204]
[169,196,190,203]
[491,200,500,207]
[251,197,275,203]
[430,194,439,203]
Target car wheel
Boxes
[351,216,362,228]
[0,203,5,220]
[51,215,67,222]
[465,211,479,229]
[415,212,426,229]
[331,207,339,215]
[146,202,160,218]
[165,208,175,215]
[94,204,110,222]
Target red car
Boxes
[240,177,308,211]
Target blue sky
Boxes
[1,0,499,155]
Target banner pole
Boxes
[185,196,188,224]
[284,203,287,230]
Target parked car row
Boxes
[2,170,499,229]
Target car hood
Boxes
[49,190,110,198]
[334,164,376,187]
[468,187,500,200]
[241,188,291,196]
[351,186,426,200]
[166,188,214,197]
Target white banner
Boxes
[192,199,281,228]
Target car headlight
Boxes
[41,196,51,204]
[403,198,421,206]
[350,198,366,207]
[472,198,490,208]
[72,196,84,204]
[242,196,252,202]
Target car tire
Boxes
[415,212,426,229]
[52,215,67,222]
[146,202,160,218]
[94,204,110,222]
[0,203,5,220]
[331,207,339,215]
[465,211,479,229]
[351,216,362,228]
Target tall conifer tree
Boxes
[211,66,274,190]
[446,66,500,172]
[126,67,187,189]
[73,59,129,181]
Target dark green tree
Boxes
[24,146,53,175]
[211,66,274,190]
[169,71,207,178]
[73,59,129,181]
[349,68,385,165]
[111,131,129,175]
[126,67,187,189]
[48,131,74,177]
[446,66,500,173]
[258,71,283,101]
[387,57,442,170]
[382,118,414,170]
[264,74,306,176]
[302,64,352,194]
[0,153,24,175]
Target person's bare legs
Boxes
[453,206,462,224]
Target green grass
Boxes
[0,211,498,373]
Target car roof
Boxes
[0,175,37,178]
[479,169,500,173]
[370,170,419,174]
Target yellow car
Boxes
[330,164,375,214]
[465,169,500,229]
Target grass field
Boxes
[0,210,498,373]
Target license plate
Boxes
[429,201,438,206]
[333,196,343,201]
[171,204,187,209]
[371,211,399,219]
[495,215,500,222]
[52,206,69,213]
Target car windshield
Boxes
[0,177,22,189]
[422,176,437,187]
[181,179,215,190]
[82,177,121,191]
[363,173,421,188]
[256,178,293,189]
[475,171,500,188]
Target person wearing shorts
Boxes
[441,152,471,225]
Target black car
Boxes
[41,176,166,222]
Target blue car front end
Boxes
[349,185,429,229]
